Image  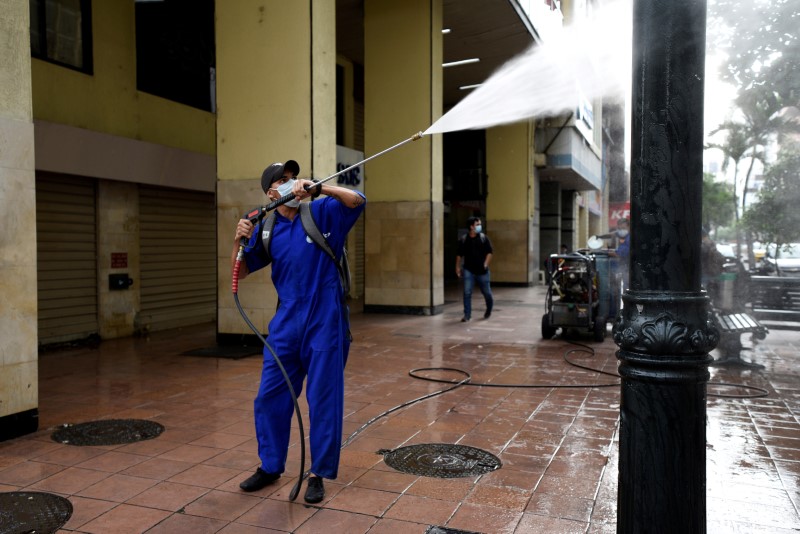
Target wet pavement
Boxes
[1,284,798,533]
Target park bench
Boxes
[749,275,800,322]
[712,310,769,369]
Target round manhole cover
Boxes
[0,492,73,534]
[379,443,501,478]
[51,419,164,446]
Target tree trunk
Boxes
[741,154,758,267]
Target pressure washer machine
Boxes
[541,251,610,341]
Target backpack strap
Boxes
[298,203,351,296]
[260,211,278,265]
[460,232,487,244]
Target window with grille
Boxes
[30,0,93,74]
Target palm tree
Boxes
[706,120,750,256]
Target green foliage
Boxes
[706,121,749,173]
[742,145,800,246]
[709,0,799,104]
[702,173,735,231]
[705,0,798,258]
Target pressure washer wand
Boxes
[235,130,424,249]
[314,131,424,189]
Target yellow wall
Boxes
[311,1,337,177]
[216,0,337,335]
[486,122,532,221]
[216,1,336,181]
[30,0,215,155]
[364,0,442,201]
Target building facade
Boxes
[0,0,616,439]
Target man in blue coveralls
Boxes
[231,159,365,503]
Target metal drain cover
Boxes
[379,443,501,478]
[0,491,73,534]
[51,419,164,446]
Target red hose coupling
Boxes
[232,260,241,294]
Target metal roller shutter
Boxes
[36,173,98,345]
[349,217,365,298]
[139,186,216,332]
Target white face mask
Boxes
[274,179,300,208]
[616,229,629,238]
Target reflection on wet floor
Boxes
[0,285,798,533]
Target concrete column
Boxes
[561,190,577,250]
[578,203,589,250]
[215,0,337,337]
[0,0,38,439]
[486,122,536,285]
[363,0,443,314]
[97,181,139,339]
[539,182,561,262]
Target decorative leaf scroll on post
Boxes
[614,308,719,355]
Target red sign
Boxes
[609,201,630,228]
[111,252,128,269]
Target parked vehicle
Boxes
[716,243,737,261]
[760,243,800,277]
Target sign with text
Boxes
[335,146,365,193]
[111,252,128,269]
[609,201,630,229]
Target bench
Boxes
[749,275,800,322]
[711,310,769,369]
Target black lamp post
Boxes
[613,0,716,532]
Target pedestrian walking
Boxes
[455,216,494,322]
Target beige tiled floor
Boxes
[1,284,799,533]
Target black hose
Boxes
[558,339,770,398]
[230,188,317,501]
[341,368,472,448]
[342,338,769,446]
[233,293,307,501]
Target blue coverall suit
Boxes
[243,193,365,479]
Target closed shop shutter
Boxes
[348,217,365,299]
[139,186,216,332]
[36,173,98,345]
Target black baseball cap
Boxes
[260,160,300,193]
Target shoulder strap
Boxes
[298,203,351,295]
[480,232,486,244]
[260,211,278,265]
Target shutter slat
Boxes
[36,174,98,345]
[139,185,216,333]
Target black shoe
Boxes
[484,311,491,319]
[304,476,325,503]
[461,316,470,322]
[239,468,280,492]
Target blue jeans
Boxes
[463,269,493,319]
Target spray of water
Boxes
[424,1,631,136]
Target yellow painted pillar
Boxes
[486,122,537,284]
[0,0,39,439]
[363,0,443,313]
[215,0,336,337]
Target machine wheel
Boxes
[593,316,607,341]
[541,314,557,339]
